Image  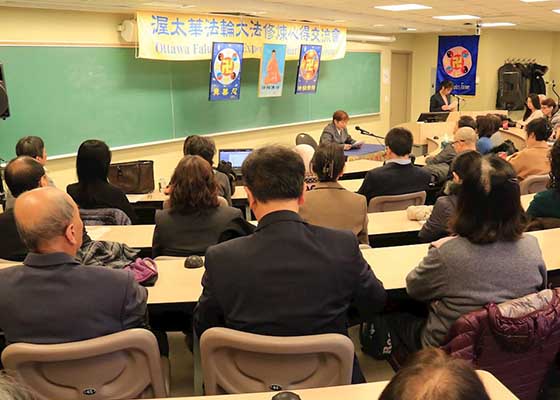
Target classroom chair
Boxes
[295,133,318,150]
[79,208,132,226]
[519,174,550,195]
[443,288,560,400]
[368,191,426,213]
[1,329,169,400]
[200,327,354,395]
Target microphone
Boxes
[355,126,370,135]
[453,94,465,101]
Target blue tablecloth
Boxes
[344,143,385,157]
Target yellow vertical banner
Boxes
[136,11,346,61]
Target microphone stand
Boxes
[357,129,385,147]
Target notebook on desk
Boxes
[218,149,253,175]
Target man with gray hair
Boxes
[0,187,149,346]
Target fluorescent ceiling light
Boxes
[402,27,417,31]
[375,4,431,11]
[373,24,385,27]
[433,15,480,20]
[553,9,560,13]
[480,22,516,27]
[520,0,550,2]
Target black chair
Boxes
[295,133,318,150]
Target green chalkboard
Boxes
[0,46,380,157]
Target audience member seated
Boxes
[299,144,368,244]
[387,155,546,354]
[0,188,151,347]
[379,348,490,400]
[425,126,478,185]
[358,128,432,203]
[293,144,318,190]
[183,135,233,205]
[541,97,560,137]
[424,115,477,167]
[194,145,387,383]
[67,140,137,223]
[476,115,501,154]
[518,93,544,129]
[419,151,481,243]
[4,136,55,210]
[0,157,48,261]
[508,118,552,181]
[527,139,560,219]
[319,110,356,149]
[152,155,252,258]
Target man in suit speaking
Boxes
[320,110,358,150]
[194,145,387,383]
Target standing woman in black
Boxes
[429,80,458,113]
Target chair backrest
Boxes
[1,329,168,400]
[519,174,550,195]
[368,191,426,212]
[443,289,560,400]
[295,133,318,150]
[200,327,354,395]
[79,208,132,226]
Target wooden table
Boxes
[150,370,517,400]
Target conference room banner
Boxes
[137,11,346,61]
[295,44,322,95]
[258,44,286,97]
[209,42,244,101]
[436,35,480,95]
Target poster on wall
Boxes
[436,35,480,96]
[209,42,244,101]
[258,44,287,98]
[295,44,322,94]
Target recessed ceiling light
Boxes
[480,22,516,27]
[433,15,480,20]
[375,4,431,11]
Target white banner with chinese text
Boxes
[137,11,346,61]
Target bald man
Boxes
[0,187,149,346]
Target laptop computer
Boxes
[417,112,450,123]
[218,148,253,175]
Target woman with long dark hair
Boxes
[519,93,544,128]
[527,139,560,219]
[67,140,136,222]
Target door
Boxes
[390,52,412,127]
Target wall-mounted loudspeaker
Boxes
[0,64,9,120]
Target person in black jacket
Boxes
[194,145,387,384]
[0,157,48,261]
[358,128,432,204]
[152,155,252,257]
[67,140,137,223]
[429,80,458,113]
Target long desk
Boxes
[96,194,537,250]
[150,370,517,400]
[144,227,560,304]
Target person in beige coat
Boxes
[508,118,552,181]
[299,143,369,244]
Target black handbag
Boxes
[108,160,155,194]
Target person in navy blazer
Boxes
[194,145,387,384]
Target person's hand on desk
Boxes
[343,144,352,151]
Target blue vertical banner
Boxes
[295,44,322,94]
[209,42,243,101]
[437,35,480,95]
